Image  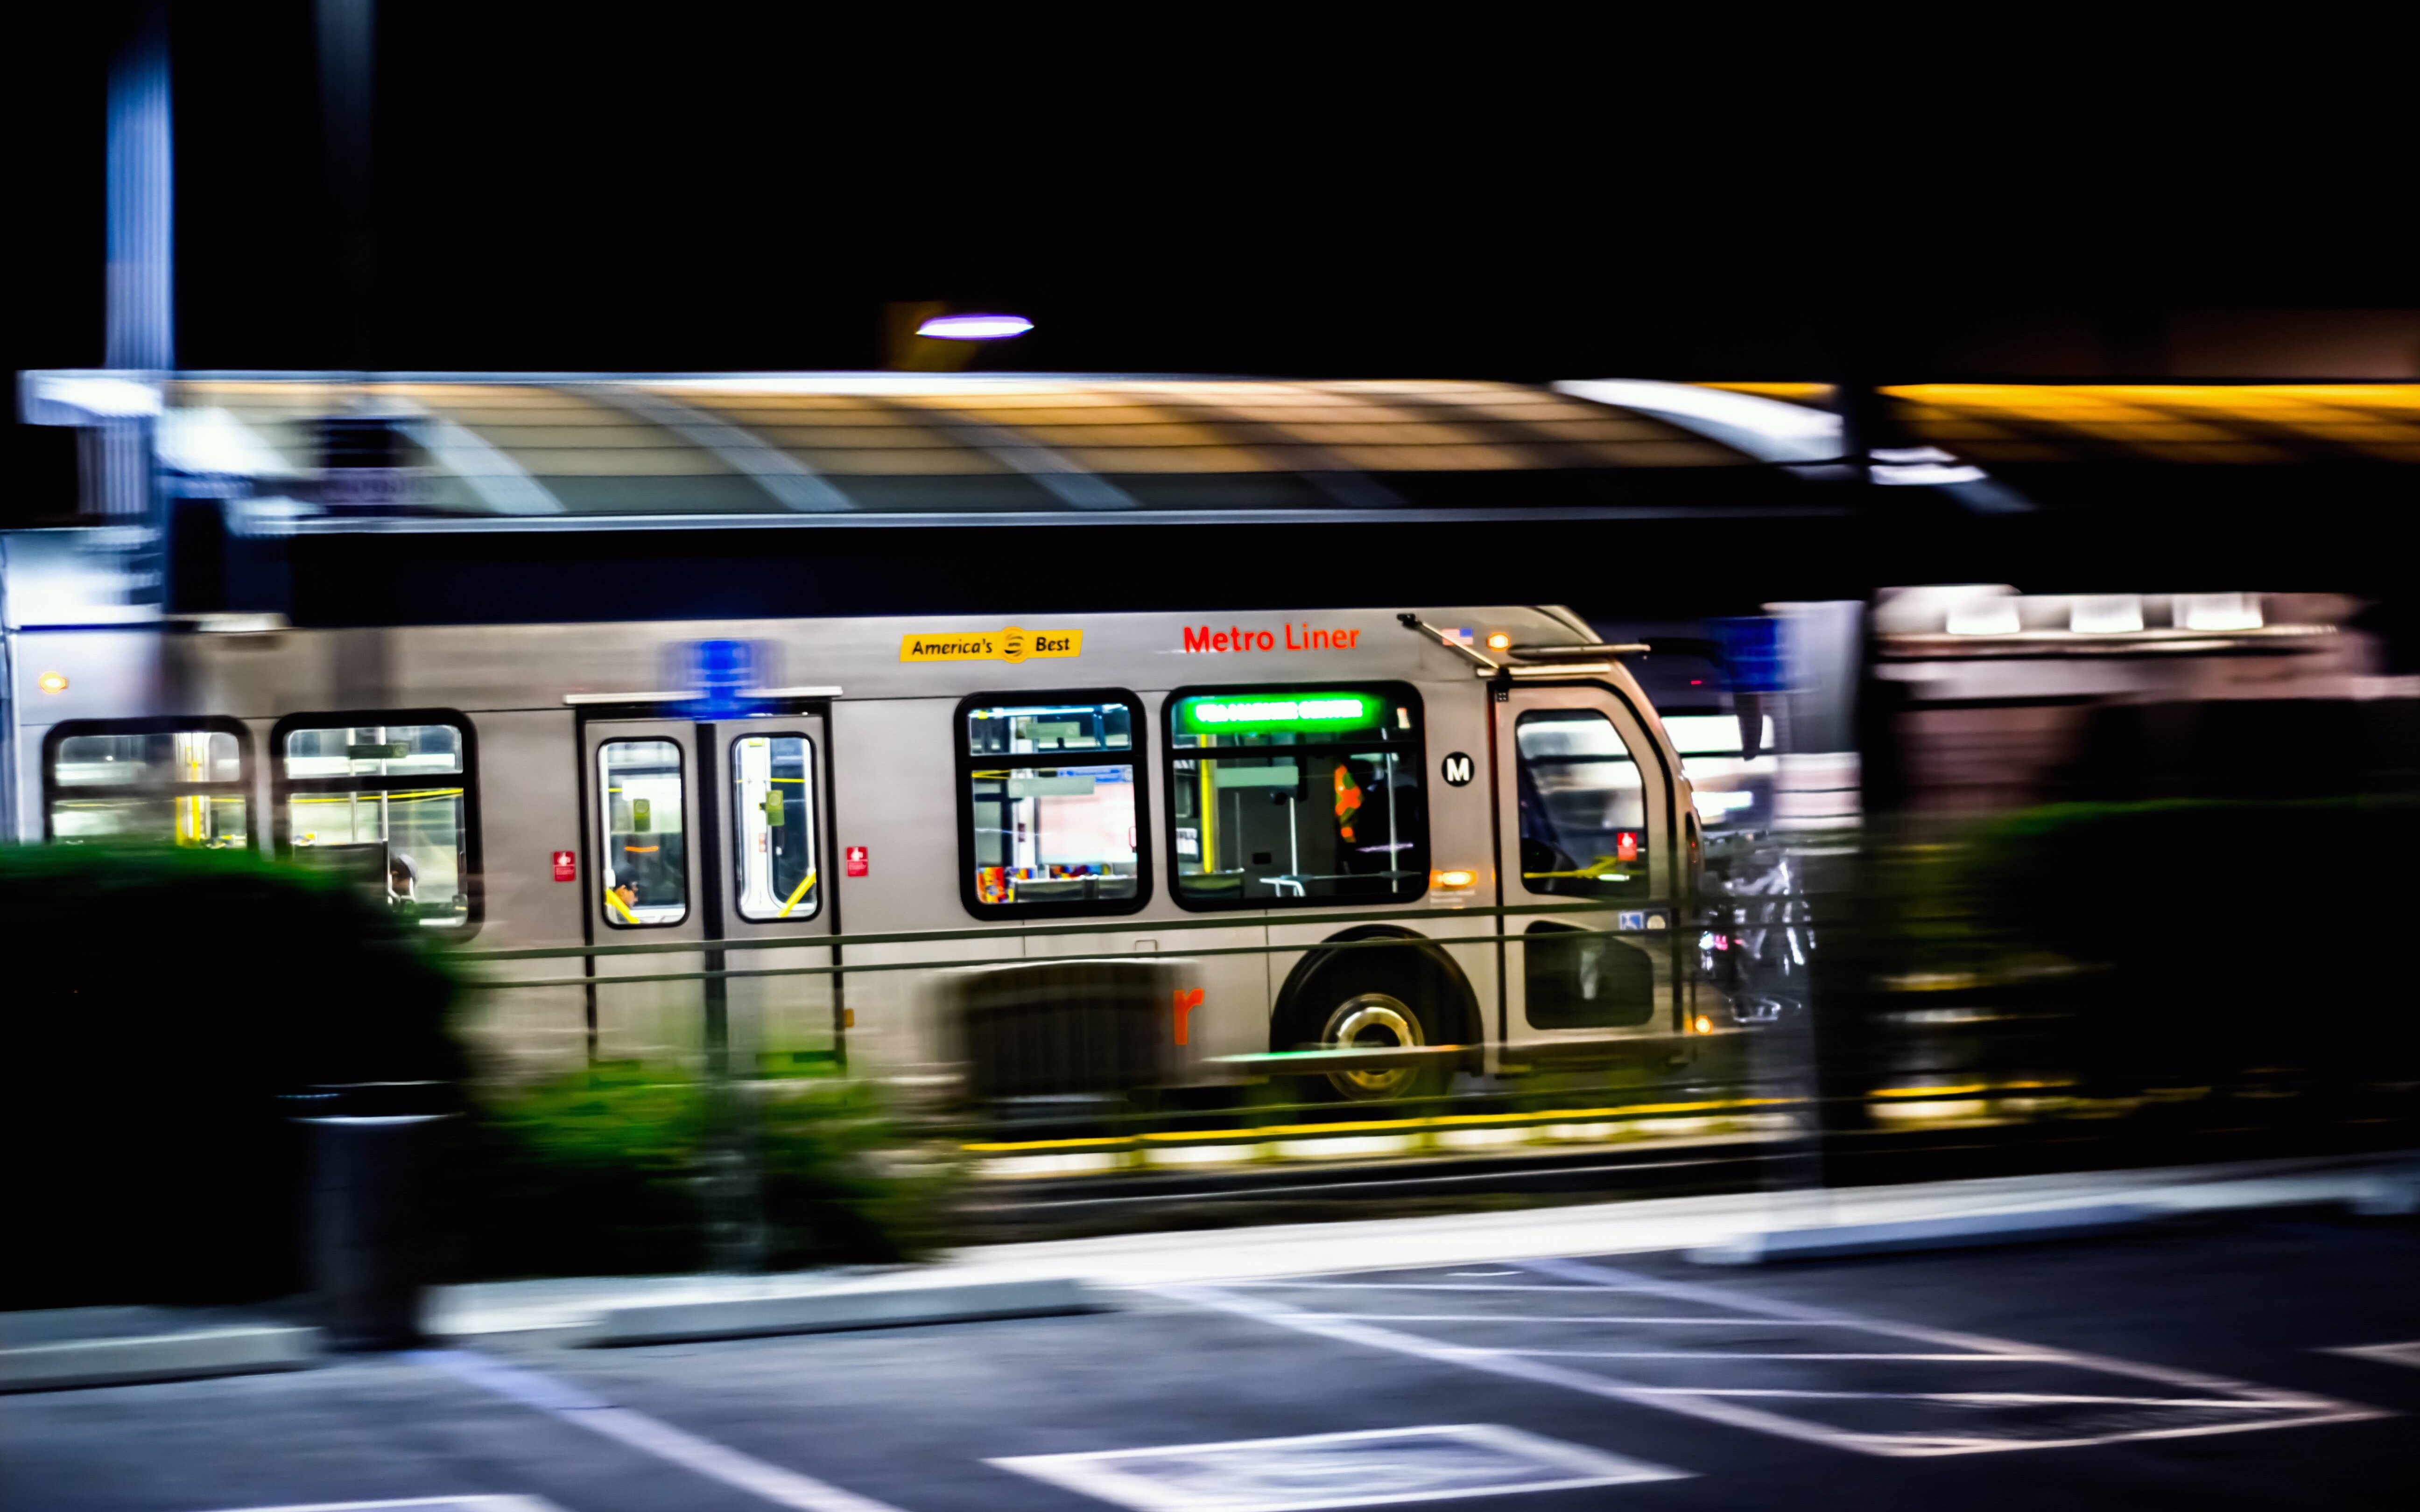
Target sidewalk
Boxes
[426,1151,2413,1336]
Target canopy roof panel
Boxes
[43,371,2404,532]
[1707,382,2420,465]
[26,372,1833,529]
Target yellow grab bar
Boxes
[776,869,818,919]
[605,888,642,924]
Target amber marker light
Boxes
[1434,868,1477,889]
[1692,1015,1714,1035]
[38,672,69,694]
[1485,631,1513,651]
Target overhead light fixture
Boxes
[1946,596,2020,636]
[915,314,1034,341]
[2069,595,2145,634]
[2177,593,2263,631]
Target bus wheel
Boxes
[1312,991,1437,1101]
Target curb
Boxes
[1687,1202,2162,1265]
[0,1327,318,1393]
[576,1277,1103,1346]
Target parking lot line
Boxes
[1221,1282,1625,1293]
[408,1351,908,1512]
[1163,1255,2387,1459]
[989,1422,1688,1511]
[1307,1306,1849,1316]
[1512,1351,2039,1362]
[1161,1284,1907,1456]
[1611,1390,2303,1408]
[192,1502,565,1512]
[1519,1258,2359,1400]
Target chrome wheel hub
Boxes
[1322,992,1424,1099]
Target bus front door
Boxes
[1492,682,1687,1075]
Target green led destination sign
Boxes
[1176,692,1389,736]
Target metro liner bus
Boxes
[8,601,1730,1100]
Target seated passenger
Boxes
[387,852,421,917]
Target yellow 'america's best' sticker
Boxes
[899,626,1083,664]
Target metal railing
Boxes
[446,898,1697,990]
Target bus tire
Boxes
[1275,928,1475,1101]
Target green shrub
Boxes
[0,844,461,1308]
[449,1063,958,1280]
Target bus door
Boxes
[706,715,839,1075]
[583,710,838,1073]
[1493,683,1685,1071]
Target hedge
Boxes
[0,844,460,1308]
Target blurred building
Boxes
[1869,586,2403,817]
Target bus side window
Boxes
[732,733,818,921]
[278,715,479,929]
[1167,685,1428,910]
[46,721,251,849]
[598,739,687,926]
[1514,708,1649,901]
[958,693,1147,917]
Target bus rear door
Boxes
[583,706,837,1073]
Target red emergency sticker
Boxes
[551,850,577,882]
[845,846,870,877]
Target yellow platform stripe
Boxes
[962,1096,1787,1153]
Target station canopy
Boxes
[1714,383,2420,466]
[30,373,1836,531]
[24,373,2415,532]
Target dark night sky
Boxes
[7,5,2410,519]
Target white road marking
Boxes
[193,1502,563,1512]
[1307,1306,1849,1316]
[1516,1258,2383,1449]
[1161,1285,1917,1456]
[1520,1258,2355,1397]
[1225,1282,1634,1292]
[1508,1351,2038,1362]
[1611,1390,2304,1407]
[408,1350,907,1512]
[989,1422,1687,1511]
[2327,1341,2420,1370]
[1160,1258,2387,1459]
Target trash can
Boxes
[291,1081,454,1351]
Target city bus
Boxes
[7,598,1716,1099]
